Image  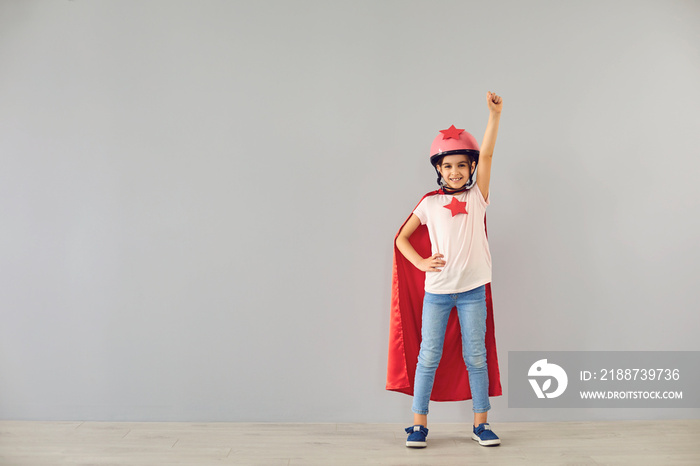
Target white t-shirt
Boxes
[412,186,491,294]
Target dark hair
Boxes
[430,150,480,186]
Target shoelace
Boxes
[405,425,428,434]
[475,423,492,433]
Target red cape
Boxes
[386,189,502,401]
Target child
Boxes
[387,92,503,448]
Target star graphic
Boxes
[443,196,468,217]
[439,125,465,140]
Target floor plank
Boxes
[0,419,698,465]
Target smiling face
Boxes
[437,154,476,190]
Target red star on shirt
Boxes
[443,196,467,217]
[439,125,465,140]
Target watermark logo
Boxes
[528,359,568,398]
[509,351,698,408]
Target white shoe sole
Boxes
[471,433,501,446]
[406,440,427,448]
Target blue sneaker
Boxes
[405,425,428,448]
[472,422,500,446]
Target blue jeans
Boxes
[412,285,491,414]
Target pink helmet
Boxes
[429,125,480,188]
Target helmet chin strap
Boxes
[440,184,468,195]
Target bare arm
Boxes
[396,214,445,272]
[477,91,503,202]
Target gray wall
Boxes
[1,0,699,423]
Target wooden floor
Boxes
[1,419,699,465]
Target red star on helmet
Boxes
[439,125,465,140]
